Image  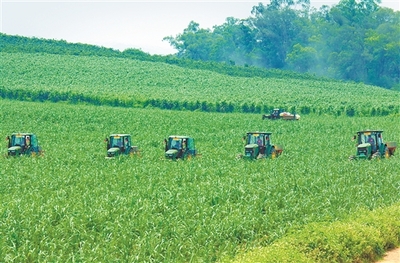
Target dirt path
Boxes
[376,248,400,263]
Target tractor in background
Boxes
[241,132,283,159]
[6,133,43,156]
[105,134,139,158]
[262,108,300,120]
[164,135,197,160]
[349,130,396,160]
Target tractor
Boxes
[6,133,43,156]
[105,134,139,158]
[349,130,396,160]
[242,132,283,159]
[262,108,300,120]
[164,135,197,160]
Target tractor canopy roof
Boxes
[11,132,36,136]
[247,132,272,135]
[110,134,131,137]
[168,135,192,140]
[357,130,383,134]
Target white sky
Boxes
[1,0,399,55]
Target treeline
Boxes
[0,33,336,83]
[1,86,397,117]
[164,0,400,89]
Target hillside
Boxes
[1,35,400,262]
[1,51,399,116]
[0,33,326,82]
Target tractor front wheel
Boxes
[372,152,381,159]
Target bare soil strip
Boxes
[376,248,400,263]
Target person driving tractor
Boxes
[367,135,376,152]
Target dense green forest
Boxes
[164,0,400,89]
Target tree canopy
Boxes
[163,0,400,89]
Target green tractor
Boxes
[349,130,396,160]
[164,135,197,160]
[6,133,43,156]
[105,134,139,158]
[242,132,283,159]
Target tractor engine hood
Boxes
[358,143,371,148]
[165,149,178,157]
[107,147,121,154]
[8,146,22,152]
[245,144,259,149]
[356,143,371,159]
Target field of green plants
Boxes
[2,52,400,116]
[1,99,399,262]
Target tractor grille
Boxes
[358,147,367,155]
[245,149,254,157]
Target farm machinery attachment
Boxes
[349,130,396,160]
[6,133,43,157]
[164,135,198,160]
[105,134,140,158]
[262,108,300,120]
[239,132,283,160]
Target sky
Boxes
[1,0,399,55]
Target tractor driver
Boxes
[124,137,130,148]
[257,136,263,146]
[123,137,130,154]
[367,135,376,152]
[265,135,270,145]
[25,136,31,150]
[182,139,187,150]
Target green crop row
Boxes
[1,99,399,262]
[1,85,399,117]
[0,86,400,117]
[2,52,400,117]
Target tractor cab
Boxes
[351,130,396,159]
[271,109,284,118]
[262,109,284,120]
[6,133,42,156]
[243,132,283,159]
[164,136,196,160]
[105,134,138,158]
